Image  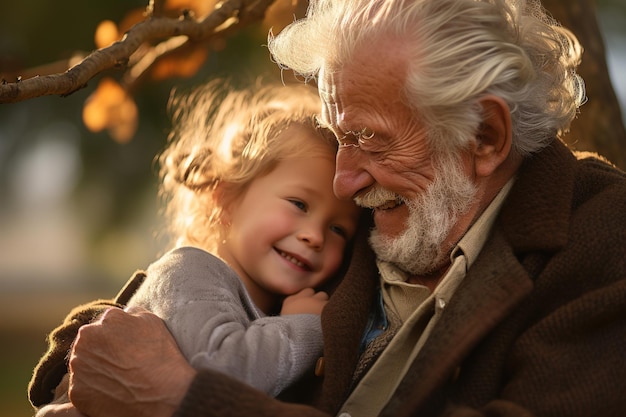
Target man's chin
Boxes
[368,229,407,265]
[369,229,445,276]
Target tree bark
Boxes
[543,0,626,170]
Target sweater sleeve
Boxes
[127,246,324,397]
[28,271,146,407]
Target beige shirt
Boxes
[338,179,514,417]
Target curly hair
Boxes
[268,0,585,156]
[156,80,333,253]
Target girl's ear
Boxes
[213,182,233,226]
[472,95,513,178]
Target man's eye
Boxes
[289,199,307,211]
[330,225,348,239]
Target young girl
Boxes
[32,79,361,417]
[124,79,361,396]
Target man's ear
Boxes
[473,95,513,178]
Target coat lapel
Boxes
[318,215,380,413]
[381,229,533,416]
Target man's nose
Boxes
[333,148,373,200]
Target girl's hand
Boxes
[281,288,329,315]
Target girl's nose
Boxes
[297,224,324,250]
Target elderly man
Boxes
[31,1,626,417]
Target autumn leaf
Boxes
[263,0,309,34]
[94,20,120,49]
[150,45,209,79]
[83,77,138,143]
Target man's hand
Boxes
[35,403,86,417]
[281,288,329,315]
[34,374,85,417]
[68,307,196,417]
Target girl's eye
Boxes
[330,224,348,239]
[289,199,307,211]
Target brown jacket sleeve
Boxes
[174,370,331,417]
[28,271,146,407]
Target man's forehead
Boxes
[318,67,338,104]
[318,67,344,127]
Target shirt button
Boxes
[315,357,325,376]
[338,413,351,417]
[437,298,446,309]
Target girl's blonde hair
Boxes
[157,79,334,253]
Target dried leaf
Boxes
[150,46,208,80]
[119,8,151,34]
[94,20,120,49]
[82,78,138,143]
[263,0,307,34]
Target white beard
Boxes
[366,155,477,275]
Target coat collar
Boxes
[318,216,379,412]
[498,139,576,253]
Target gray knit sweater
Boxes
[127,246,323,397]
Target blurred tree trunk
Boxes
[543,0,626,170]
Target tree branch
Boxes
[0,0,276,104]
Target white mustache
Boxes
[354,187,402,209]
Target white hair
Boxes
[268,0,586,156]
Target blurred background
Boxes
[0,0,624,416]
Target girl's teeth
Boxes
[281,251,305,267]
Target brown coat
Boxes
[30,140,626,417]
